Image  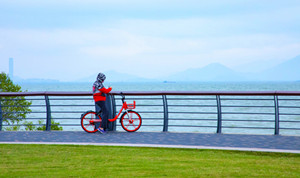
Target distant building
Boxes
[9,58,14,81]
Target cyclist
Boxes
[93,72,112,134]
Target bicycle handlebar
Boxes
[120,92,125,103]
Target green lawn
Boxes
[0,144,299,177]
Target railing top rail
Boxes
[1,91,300,97]
[0,91,92,96]
[112,91,300,96]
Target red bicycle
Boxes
[80,93,142,133]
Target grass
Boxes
[0,144,299,177]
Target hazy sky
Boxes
[0,0,300,81]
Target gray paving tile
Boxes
[0,131,299,153]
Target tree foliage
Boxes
[0,72,32,130]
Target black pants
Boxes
[95,101,109,130]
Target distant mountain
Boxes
[166,55,300,82]
[166,63,245,81]
[258,55,300,81]
[77,70,158,83]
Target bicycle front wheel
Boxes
[80,111,101,133]
[120,110,142,132]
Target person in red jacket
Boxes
[93,73,112,134]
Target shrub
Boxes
[0,72,32,130]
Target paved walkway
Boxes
[0,131,299,153]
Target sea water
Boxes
[17,81,300,135]
[19,81,300,92]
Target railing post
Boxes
[0,100,2,131]
[111,95,117,131]
[162,95,169,132]
[216,95,222,134]
[95,99,101,129]
[45,95,51,131]
[274,95,280,135]
[107,94,116,131]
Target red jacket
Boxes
[93,87,112,102]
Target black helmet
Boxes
[97,73,106,83]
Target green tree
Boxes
[0,72,32,130]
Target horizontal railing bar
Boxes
[0,98,44,101]
[1,124,62,126]
[0,105,42,107]
[21,105,45,107]
[51,118,82,120]
[222,119,275,122]
[135,111,164,113]
[14,118,46,120]
[132,118,161,120]
[115,98,163,100]
[280,128,300,130]
[222,126,274,129]
[169,112,217,114]
[168,125,216,128]
[0,91,91,96]
[168,105,217,107]
[50,105,95,107]
[221,98,274,101]
[127,125,162,127]
[49,98,92,100]
[280,120,300,122]
[0,124,82,127]
[54,124,79,126]
[50,111,89,113]
[1,118,45,121]
[279,99,300,101]
[2,112,45,114]
[222,112,274,115]
[279,106,300,108]
[169,118,217,121]
[116,103,164,107]
[1,124,46,127]
[1,124,81,127]
[279,113,300,115]
[221,105,274,108]
[167,98,216,100]
[133,103,163,105]
[2,90,300,96]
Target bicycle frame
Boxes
[91,95,136,123]
[108,100,136,122]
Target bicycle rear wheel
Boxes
[80,111,101,133]
[120,110,142,132]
